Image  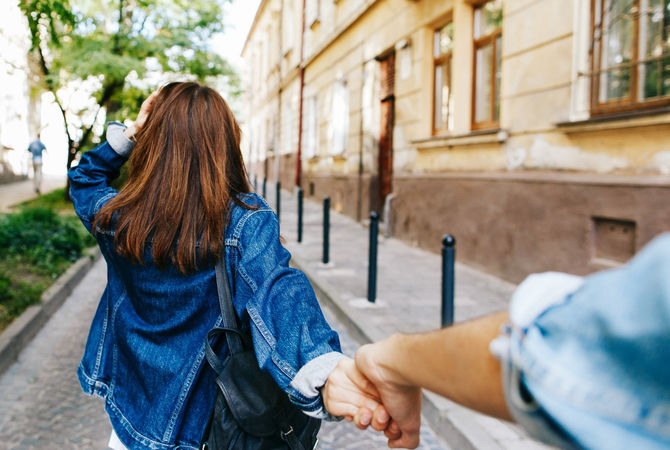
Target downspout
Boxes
[295,0,307,188]
[276,0,283,186]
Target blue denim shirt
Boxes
[491,233,670,449]
[69,123,345,450]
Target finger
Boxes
[384,420,401,441]
[346,362,381,399]
[353,408,372,430]
[388,433,420,449]
[371,405,390,431]
[328,383,382,413]
[326,400,359,418]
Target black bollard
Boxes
[262,178,267,198]
[322,197,330,264]
[367,211,379,303]
[441,234,456,327]
[297,188,304,243]
[276,181,281,220]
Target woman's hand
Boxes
[124,90,159,141]
[321,358,391,431]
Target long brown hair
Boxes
[94,82,252,273]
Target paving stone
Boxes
[0,254,449,449]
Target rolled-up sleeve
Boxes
[67,122,133,233]
[491,233,670,449]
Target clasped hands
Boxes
[322,340,422,449]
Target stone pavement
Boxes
[0,257,448,449]
[0,175,67,212]
[266,184,554,450]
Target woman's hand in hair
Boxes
[322,358,390,431]
[124,90,159,141]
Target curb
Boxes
[289,253,476,450]
[0,247,101,378]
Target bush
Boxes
[0,206,95,330]
[0,207,95,275]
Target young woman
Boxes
[69,82,385,449]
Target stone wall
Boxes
[390,173,670,283]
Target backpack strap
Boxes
[205,244,244,374]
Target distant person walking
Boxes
[27,134,46,194]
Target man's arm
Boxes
[355,311,512,448]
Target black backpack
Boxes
[200,248,321,450]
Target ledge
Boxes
[394,170,670,187]
[0,247,101,378]
[412,129,508,150]
[556,106,670,134]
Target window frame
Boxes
[306,0,321,28]
[331,78,349,156]
[471,0,502,131]
[590,0,670,115]
[433,18,454,136]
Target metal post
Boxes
[322,197,330,264]
[441,234,456,327]
[276,181,281,220]
[367,211,379,303]
[262,178,267,198]
[297,188,304,243]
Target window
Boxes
[472,0,502,130]
[591,0,670,114]
[331,79,349,155]
[306,0,320,27]
[305,96,318,159]
[282,1,294,53]
[434,21,454,135]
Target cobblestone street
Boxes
[0,258,449,449]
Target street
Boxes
[0,257,449,449]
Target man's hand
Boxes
[322,358,391,431]
[355,339,422,449]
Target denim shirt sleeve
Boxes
[233,206,344,418]
[491,233,670,449]
[68,122,133,233]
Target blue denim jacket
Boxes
[491,234,670,449]
[69,123,345,450]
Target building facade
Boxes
[242,0,670,283]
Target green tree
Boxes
[19,0,238,195]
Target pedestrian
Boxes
[68,82,388,450]
[27,133,46,194]
[353,233,670,449]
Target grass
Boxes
[18,187,72,212]
[0,193,96,332]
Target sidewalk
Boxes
[0,175,66,212]
[269,184,553,450]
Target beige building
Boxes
[242,0,670,283]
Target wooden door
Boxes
[378,52,395,210]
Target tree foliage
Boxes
[18,0,238,185]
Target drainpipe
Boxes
[276,0,283,187]
[295,0,307,188]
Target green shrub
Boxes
[0,206,95,330]
[18,187,72,211]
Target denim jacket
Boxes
[491,234,670,449]
[69,123,345,450]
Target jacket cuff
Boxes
[106,122,134,157]
[289,352,347,420]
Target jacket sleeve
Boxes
[68,122,134,233]
[233,207,345,418]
